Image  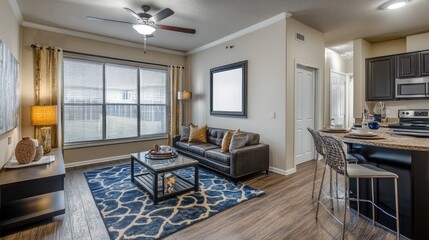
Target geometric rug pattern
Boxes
[84,164,264,240]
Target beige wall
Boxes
[0,1,21,168]
[285,18,325,170]
[189,20,287,171]
[20,27,186,164]
[353,39,372,118]
[407,32,429,52]
[371,38,406,57]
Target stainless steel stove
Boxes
[388,109,429,137]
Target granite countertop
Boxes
[320,128,429,152]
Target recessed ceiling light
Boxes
[379,0,409,10]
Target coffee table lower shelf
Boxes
[133,172,196,204]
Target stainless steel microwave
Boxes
[395,77,429,98]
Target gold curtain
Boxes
[168,66,182,145]
[33,45,63,148]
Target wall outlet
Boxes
[8,136,12,145]
[270,112,276,119]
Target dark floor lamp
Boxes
[177,90,192,125]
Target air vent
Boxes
[296,33,305,42]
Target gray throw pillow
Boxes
[229,134,247,152]
[180,125,190,141]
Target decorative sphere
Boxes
[368,121,380,130]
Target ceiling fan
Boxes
[87,5,196,51]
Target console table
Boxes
[0,149,66,232]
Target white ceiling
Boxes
[16,0,429,53]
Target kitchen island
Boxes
[321,129,429,239]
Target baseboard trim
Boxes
[65,154,130,169]
[269,166,296,176]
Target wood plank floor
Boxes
[1,160,397,240]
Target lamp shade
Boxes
[178,90,192,100]
[31,105,57,126]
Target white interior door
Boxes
[295,66,315,165]
[330,71,346,127]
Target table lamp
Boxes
[31,105,57,153]
[177,90,192,125]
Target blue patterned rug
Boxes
[84,164,264,240]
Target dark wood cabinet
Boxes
[366,56,395,101]
[419,51,429,76]
[396,53,418,78]
[0,149,65,232]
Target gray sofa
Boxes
[173,127,269,180]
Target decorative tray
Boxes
[4,155,55,169]
[145,149,178,160]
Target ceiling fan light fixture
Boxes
[379,0,409,10]
[133,24,156,35]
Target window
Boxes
[63,56,168,144]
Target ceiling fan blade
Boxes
[158,24,196,34]
[151,8,174,22]
[124,7,142,20]
[87,16,133,25]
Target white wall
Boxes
[0,0,21,168]
[189,19,287,171]
[285,18,325,170]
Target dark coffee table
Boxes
[131,151,199,205]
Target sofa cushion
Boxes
[188,143,218,155]
[205,148,230,166]
[229,134,247,152]
[207,128,227,146]
[175,141,192,151]
[179,125,191,141]
[189,125,207,143]
[221,130,234,152]
[245,132,260,146]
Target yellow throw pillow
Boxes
[188,125,207,143]
[221,130,233,152]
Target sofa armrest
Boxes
[230,144,269,178]
[172,135,181,146]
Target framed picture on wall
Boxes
[210,60,247,117]
[0,39,20,136]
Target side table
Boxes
[0,149,66,233]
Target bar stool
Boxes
[307,128,358,200]
[315,135,400,240]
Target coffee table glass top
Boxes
[131,151,197,171]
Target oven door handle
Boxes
[427,83,429,98]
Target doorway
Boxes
[294,65,316,165]
[330,70,353,128]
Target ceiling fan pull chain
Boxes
[144,36,147,54]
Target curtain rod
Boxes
[30,44,184,69]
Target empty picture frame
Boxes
[0,39,19,136]
[210,60,247,117]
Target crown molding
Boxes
[8,0,23,23]
[187,12,292,55]
[21,21,186,56]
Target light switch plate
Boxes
[270,112,276,119]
